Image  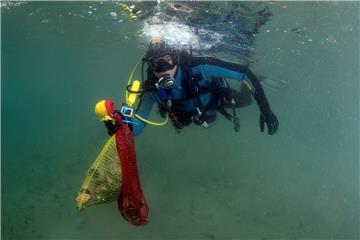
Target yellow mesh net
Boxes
[76,135,122,211]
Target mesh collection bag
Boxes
[76,135,122,210]
[76,99,149,226]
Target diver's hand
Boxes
[260,110,278,135]
[103,110,134,135]
[104,120,121,136]
[103,110,124,136]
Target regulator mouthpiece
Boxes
[155,74,175,90]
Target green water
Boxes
[2,1,359,239]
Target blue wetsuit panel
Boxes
[192,64,255,94]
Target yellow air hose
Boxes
[125,56,168,126]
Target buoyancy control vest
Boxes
[147,50,244,132]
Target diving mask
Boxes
[148,55,177,73]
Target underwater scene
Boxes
[2,1,359,239]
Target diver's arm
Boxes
[131,92,155,136]
[192,57,248,83]
[193,57,278,134]
[193,57,270,112]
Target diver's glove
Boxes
[260,110,279,135]
[104,119,121,136]
[103,110,123,136]
[104,110,134,136]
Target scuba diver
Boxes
[107,37,279,136]
[86,37,279,227]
